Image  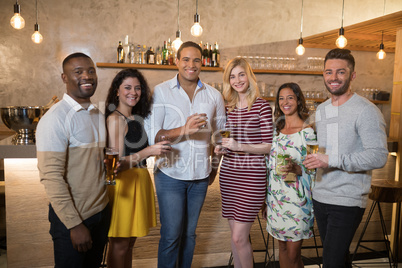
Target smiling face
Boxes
[229,65,250,95]
[62,56,97,104]
[175,46,202,84]
[117,77,141,109]
[278,87,298,116]
[323,59,356,96]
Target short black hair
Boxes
[176,41,202,59]
[62,52,92,71]
[324,49,355,72]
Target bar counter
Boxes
[0,136,52,268]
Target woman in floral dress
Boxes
[265,82,316,268]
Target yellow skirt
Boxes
[108,167,157,237]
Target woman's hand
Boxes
[214,145,227,155]
[280,158,302,176]
[222,138,241,151]
[149,141,172,156]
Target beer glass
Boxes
[306,140,319,174]
[105,147,119,185]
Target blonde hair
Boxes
[222,57,260,113]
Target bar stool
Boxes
[351,179,402,268]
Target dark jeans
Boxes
[313,199,365,268]
[49,204,110,268]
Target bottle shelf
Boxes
[96,62,223,72]
[262,97,388,104]
[253,69,323,75]
[262,97,327,103]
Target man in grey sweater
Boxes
[304,48,388,267]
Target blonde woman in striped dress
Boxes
[215,57,273,268]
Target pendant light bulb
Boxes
[336,28,347,48]
[295,39,305,55]
[172,30,183,52]
[191,14,203,37]
[172,0,182,52]
[295,0,305,56]
[10,2,25,29]
[376,43,386,60]
[32,24,43,44]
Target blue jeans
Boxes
[313,199,365,268]
[154,170,209,268]
[49,204,110,268]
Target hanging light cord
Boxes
[177,0,180,30]
[35,0,38,24]
[299,0,304,38]
[383,0,386,15]
[341,0,345,28]
[196,0,198,15]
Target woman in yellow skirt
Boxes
[105,69,171,267]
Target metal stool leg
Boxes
[101,240,108,267]
[352,201,394,268]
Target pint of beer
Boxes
[105,148,119,185]
[306,141,319,155]
[306,141,319,174]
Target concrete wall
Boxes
[1,0,401,126]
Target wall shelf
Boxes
[96,63,323,75]
[262,97,388,104]
[96,62,223,72]
[262,97,327,103]
[253,69,323,75]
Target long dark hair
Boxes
[274,82,309,134]
[105,69,152,119]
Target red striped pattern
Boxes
[219,98,273,222]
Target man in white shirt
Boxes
[36,53,110,268]
[146,41,226,268]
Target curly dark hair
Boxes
[274,82,309,135]
[105,68,152,119]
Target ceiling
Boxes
[303,10,402,53]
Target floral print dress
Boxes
[266,127,316,242]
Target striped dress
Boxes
[219,98,273,222]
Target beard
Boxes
[324,75,351,96]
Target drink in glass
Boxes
[306,140,319,173]
[219,129,231,138]
[276,153,290,176]
[105,148,119,185]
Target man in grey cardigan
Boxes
[304,48,388,267]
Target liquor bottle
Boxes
[141,45,147,64]
[212,42,220,67]
[162,41,169,65]
[202,43,209,67]
[198,41,203,49]
[168,39,174,65]
[123,35,130,63]
[208,44,213,67]
[117,41,125,63]
[146,47,156,64]
[129,44,135,64]
[156,46,162,65]
[135,44,142,64]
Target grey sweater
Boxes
[312,93,388,208]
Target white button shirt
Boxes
[145,75,226,181]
